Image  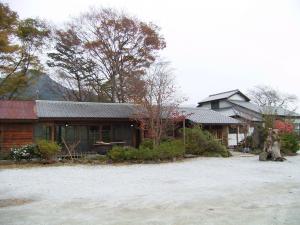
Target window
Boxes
[101,125,111,142]
[65,125,76,143]
[211,100,220,109]
[88,126,100,144]
[294,123,300,135]
[35,124,52,141]
[229,126,237,134]
[56,125,75,143]
[113,124,131,143]
[45,126,52,140]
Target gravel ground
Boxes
[0,155,300,225]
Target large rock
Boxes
[259,152,268,161]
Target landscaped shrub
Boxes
[36,139,61,160]
[130,147,156,161]
[107,140,185,162]
[155,140,185,160]
[10,144,38,161]
[183,126,230,157]
[107,146,133,162]
[280,132,299,155]
[139,138,154,149]
[274,120,294,133]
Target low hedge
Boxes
[36,139,61,160]
[184,126,231,157]
[107,139,185,162]
[280,132,299,155]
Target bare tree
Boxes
[73,8,166,102]
[248,85,298,129]
[248,85,298,113]
[133,61,185,147]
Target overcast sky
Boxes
[6,0,300,107]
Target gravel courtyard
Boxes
[0,155,300,225]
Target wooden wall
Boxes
[0,123,34,153]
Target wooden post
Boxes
[99,125,102,141]
[131,123,135,147]
[223,126,229,147]
[0,124,3,151]
[51,123,55,142]
[236,125,239,146]
[183,118,186,150]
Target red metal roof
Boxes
[0,100,37,120]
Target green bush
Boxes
[280,133,299,154]
[107,140,185,162]
[139,138,154,150]
[183,126,230,157]
[10,144,39,161]
[155,140,185,160]
[36,139,61,160]
[107,146,136,162]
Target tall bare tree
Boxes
[133,61,185,147]
[248,85,298,129]
[248,85,298,113]
[74,8,166,102]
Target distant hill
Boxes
[23,73,67,101]
[2,72,103,102]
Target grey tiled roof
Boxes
[36,100,241,125]
[36,100,136,118]
[214,108,237,117]
[198,89,248,104]
[229,100,300,117]
[262,106,300,117]
[228,100,261,113]
[217,107,262,122]
[180,107,241,125]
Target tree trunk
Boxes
[271,141,284,161]
[259,129,285,162]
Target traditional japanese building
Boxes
[0,100,241,155]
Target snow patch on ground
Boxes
[0,156,300,225]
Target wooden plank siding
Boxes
[0,123,34,153]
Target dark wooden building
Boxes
[0,100,241,156]
[0,101,37,152]
[0,100,141,155]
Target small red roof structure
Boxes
[0,100,37,120]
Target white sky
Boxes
[6,0,300,107]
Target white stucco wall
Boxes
[219,100,231,108]
[228,127,254,146]
[228,93,247,101]
[198,102,211,109]
[228,133,245,146]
